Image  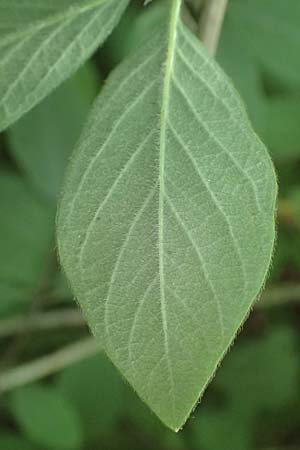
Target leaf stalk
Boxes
[198,0,229,55]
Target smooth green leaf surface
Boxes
[215,326,298,415]
[226,0,300,89]
[217,16,266,134]
[103,1,167,67]
[10,384,83,450]
[57,354,123,439]
[0,434,38,450]
[58,0,277,430]
[191,325,298,450]
[262,95,300,161]
[0,0,129,131]
[8,63,99,204]
[0,171,53,316]
[194,410,252,450]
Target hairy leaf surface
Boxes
[58,0,277,430]
[0,0,129,131]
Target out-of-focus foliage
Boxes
[0,0,300,448]
[192,326,298,450]
[7,64,100,205]
[225,0,300,90]
[10,384,83,450]
[57,355,124,440]
[0,172,53,316]
[0,434,38,450]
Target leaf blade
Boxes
[57,0,277,431]
[0,0,129,131]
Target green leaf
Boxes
[57,354,123,440]
[0,0,129,131]
[57,0,277,430]
[50,270,73,304]
[191,325,298,450]
[102,1,167,67]
[10,384,84,450]
[262,95,300,161]
[215,325,298,415]
[8,63,99,204]
[226,0,300,89]
[217,15,267,134]
[0,171,53,316]
[193,410,252,450]
[0,434,39,450]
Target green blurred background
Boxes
[0,1,300,449]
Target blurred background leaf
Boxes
[226,0,300,90]
[9,384,83,450]
[0,434,39,450]
[0,171,53,317]
[57,354,124,442]
[7,63,100,205]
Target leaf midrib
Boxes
[158,0,181,425]
[0,0,111,48]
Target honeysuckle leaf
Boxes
[57,0,277,431]
[0,0,129,131]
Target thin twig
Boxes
[0,282,299,393]
[1,282,300,339]
[0,309,85,338]
[0,337,100,393]
[261,447,300,450]
[199,0,229,55]
[258,284,300,309]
